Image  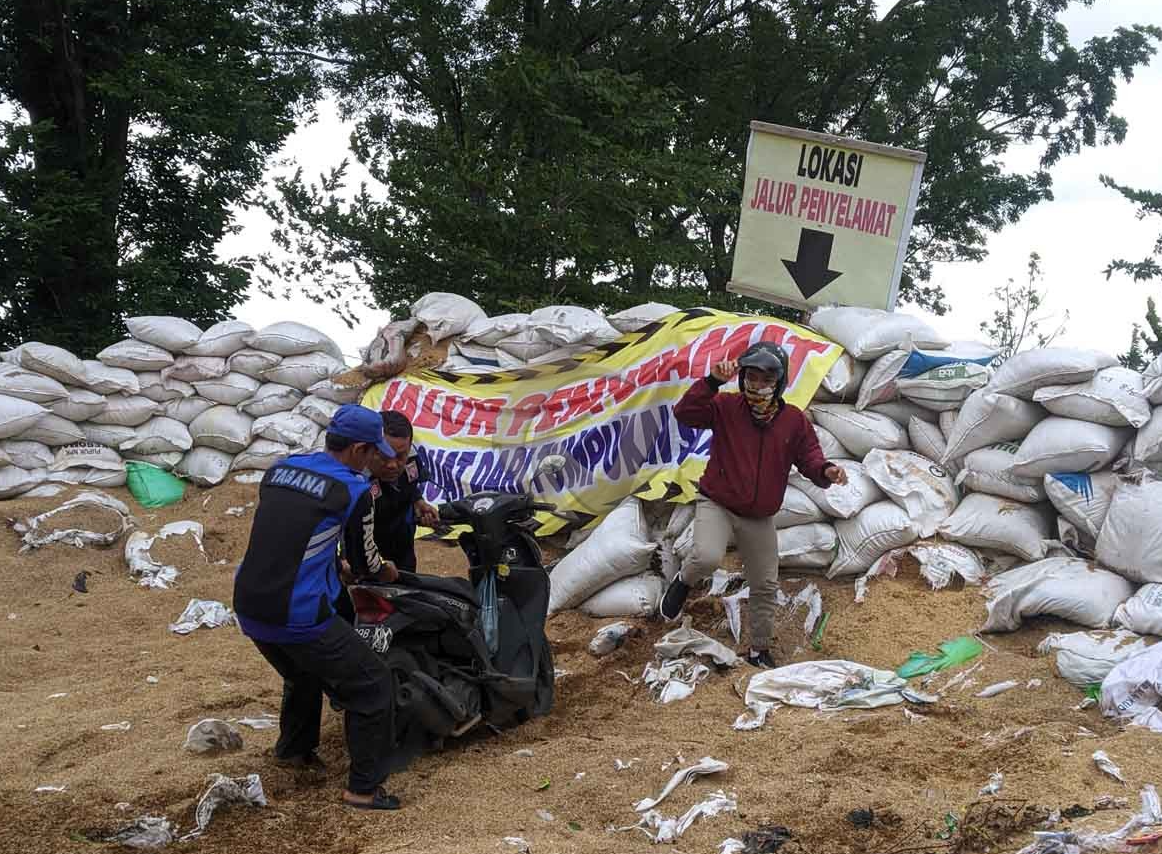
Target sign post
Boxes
[729,122,926,312]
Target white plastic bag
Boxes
[246,321,344,360]
[189,406,254,453]
[808,307,949,360]
[1113,584,1162,637]
[88,395,159,427]
[185,320,253,357]
[578,573,663,618]
[0,366,68,404]
[956,443,1046,503]
[120,417,194,455]
[227,348,282,379]
[987,347,1118,399]
[252,412,320,450]
[193,372,261,406]
[82,360,141,395]
[942,389,1046,461]
[0,394,49,439]
[1033,367,1150,428]
[48,387,107,422]
[1095,478,1162,584]
[830,501,919,577]
[411,293,487,343]
[1009,417,1130,478]
[982,557,1135,632]
[19,342,89,386]
[125,520,206,589]
[261,352,346,391]
[1100,642,1162,734]
[1044,471,1119,540]
[1038,630,1152,688]
[608,303,677,332]
[95,339,175,372]
[161,356,228,384]
[125,316,203,352]
[936,493,1055,561]
[774,486,827,527]
[779,523,838,569]
[18,414,86,446]
[176,447,236,487]
[788,460,882,519]
[548,498,656,613]
[240,383,303,417]
[232,439,289,471]
[864,449,958,537]
[897,362,991,411]
[810,404,909,458]
[528,305,620,347]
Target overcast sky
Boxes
[222,0,1162,363]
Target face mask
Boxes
[744,380,775,398]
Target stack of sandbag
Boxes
[0,318,348,498]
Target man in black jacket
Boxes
[368,411,439,571]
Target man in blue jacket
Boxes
[234,404,402,811]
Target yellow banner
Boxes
[362,308,843,534]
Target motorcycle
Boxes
[348,454,567,771]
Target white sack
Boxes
[548,497,656,613]
[50,443,123,472]
[1033,367,1150,428]
[779,523,838,569]
[95,339,175,372]
[808,307,949,360]
[232,440,289,471]
[788,460,882,519]
[1100,642,1162,734]
[226,348,282,379]
[185,320,253,357]
[856,350,908,409]
[982,557,1135,632]
[294,395,339,428]
[193,372,261,406]
[176,448,236,487]
[461,313,530,346]
[863,449,958,537]
[411,293,487,343]
[830,501,919,577]
[78,422,137,449]
[1095,478,1162,584]
[813,425,848,460]
[608,302,677,333]
[578,573,664,618]
[48,387,107,422]
[18,414,86,446]
[1144,353,1162,405]
[120,417,194,455]
[0,395,49,440]
[125,317,202,352]
[897,363,991,411]
[306,377,364,405]
[1133,407,1162,468]
[123,450,184,470]
[261,352,346,392]
[939,410,957,442]
[936,493,1055,561]
[48,467,127,487]
[1113,584,1162,637]
[240,383,303,417]
[494,329,555,361]
[0,366,68,404]
[1038,630,1153,688]
[1010,417,1130,478]
[89,395,159,427]
[942,389,1047,461]
[987,347,1117,399]
[246,321,344,360]
[136,371,191,403]
[0,440,54,469]
[820,353,867,400]
[164,397,217,425]
[19,342,88,386]
[868,400,938,427]
[809,404,908,458]
[82,360,141,395]
[0,466,48,498]
[1044,471,1119,540]
[161,356,228,384]
[744,660,909,710]
[908,417,958,477]
[773,486,827,527]
[252,412,320,450]
[957,443,1046,503]
[528,305,620,347]
[189,406,254,453]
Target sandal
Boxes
[344,786,401,811]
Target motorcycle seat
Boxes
[401,572,479,606]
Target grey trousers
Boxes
[679,496,780,649]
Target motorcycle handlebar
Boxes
[530,502,556,512]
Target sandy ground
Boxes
[1,482,1160,854]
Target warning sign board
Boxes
[730,121,926,311]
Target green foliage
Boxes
[1101,176,1162,369]
[0,1,325,355]
[262,0,1160,321]
[979,252,1068,364]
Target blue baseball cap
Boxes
[327,404,395,458]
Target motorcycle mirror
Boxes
[535,454,568,478]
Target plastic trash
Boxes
[183,719,244,754]
[234,715,277,730]
[125,461,186,508]
[980,772,1004,795]
[34,784,66,793]
[624,790,738,844]
[13,490,134,551]
[476,569,499,655]
[634,757,730,811]
[743,660,910,716]
[1016,787,1161,854]
[897,637,983,679]
[653,624,740,668]
[168,599,235,635]
[180,773,266,841]
[589,622,634,657]
[614,758,640,771]
[100,721,132,731]
[976,680,1020,698]
[1093,751,1127,784]
[1099,641,1162,734]
[502,837,532,853]
[125,521,206,589]
[104,816,175,849]
[643,657,711,704]
[234,471,263,484]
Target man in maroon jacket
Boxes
[662,341,847,667]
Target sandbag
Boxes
[577,572,664,618]
[867,400,937,427]
[246,321,344,361]
[982,557,1135,633]
[161,356,228,384]
[942,389,1047,461]
[185,320,253,357]
[0,466,48,498]
[447,340,501,368]
[813,425,848,461]
[411,293,487,343]
[1095,478,1162,584]
[830,501,919,578]
[193,372,261,406]
[789,460,882,519]
[48,466,127,487]
[120,417,194,455]
[986,348,1117,399]
[78,422,138,449]
[82,360,141,395]
[18,342,88,386]
[0,366,68,404]
[126,316,202,352]
[939,410,957,443]
[122,450,184,471]
[1144,353,1162,406]
[1,440,54,470]
[89,395,159,427]
[780,523,839,569]
[252,412,320,450]
[0,395,48,440]
[1044,471,1119,540]
[608,303,677,333]
[548,497,656,613]
[937,493,1055,561]
[864,449,958,537]
[49,442,124,473]
[48,387,108,422]
[897,363,991,412]
[18,414,86,446]
[1037,630,1153,688]
[96,339,175,371]
[241,383,303,417]
[261,352,346,392]
[494,328,555,361]
[176,447,236,487]
[227,348,282,379]
[1113,584,1162,636]
[461,313,530,346]
[1133,408,1162,468]
[1009,417,1130,478]
[809,307,949,360]
[819,353,867,401]
[529,305,620,347]
[1100,642,1162,733]
[189,406,254,453]
[1033,367,1150,428]
[306,377,365,405]
[137,372,192,403]
[232,439,289,471]
[956,443,1046,503]
[810,404,908,458]
[163,397,217,425]
[908,418,953,474]
[773,486,827,527]
[294,395,340,428]
[855,350,908,409]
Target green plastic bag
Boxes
[897,636,983,679]
[125,461,186,509]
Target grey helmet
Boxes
[737,341,789,399]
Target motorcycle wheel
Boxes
[532,635,554,717]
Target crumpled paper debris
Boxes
[14,491,134,551]
[168,599,235,635]
[105,815,175,849]
[179,773,266,841]
[634,757,729,812]
[125,521,206,589]
[183,719,244,754]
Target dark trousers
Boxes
[252,618,394,794]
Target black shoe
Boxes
[746,649,777,669]
[659,577,691,622]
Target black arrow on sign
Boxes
[781,228,842,299]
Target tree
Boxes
[261,0,1160,322]
[1101,176,1162,369]
[979,252,1067,364]
[0,1,325,355]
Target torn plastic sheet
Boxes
[654,624,740,667]
[643,658,710,704]
[234,715,277,731]
[179,773,266,841]
[105,815,175,849]
[14,491,134,552]
[634,757,730,812]
[125,521,206,589]
[707,569,745,597]
[168,599,235,635]
[855,544,987,603]
[1016,785,1160,854]
[722,584,823,645]
[619,790,738,844]
[183,719,244,754]
[589,622,633,657]
[733,701,779,732]
[1092,751,1127,785]
[740,660,910,726]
